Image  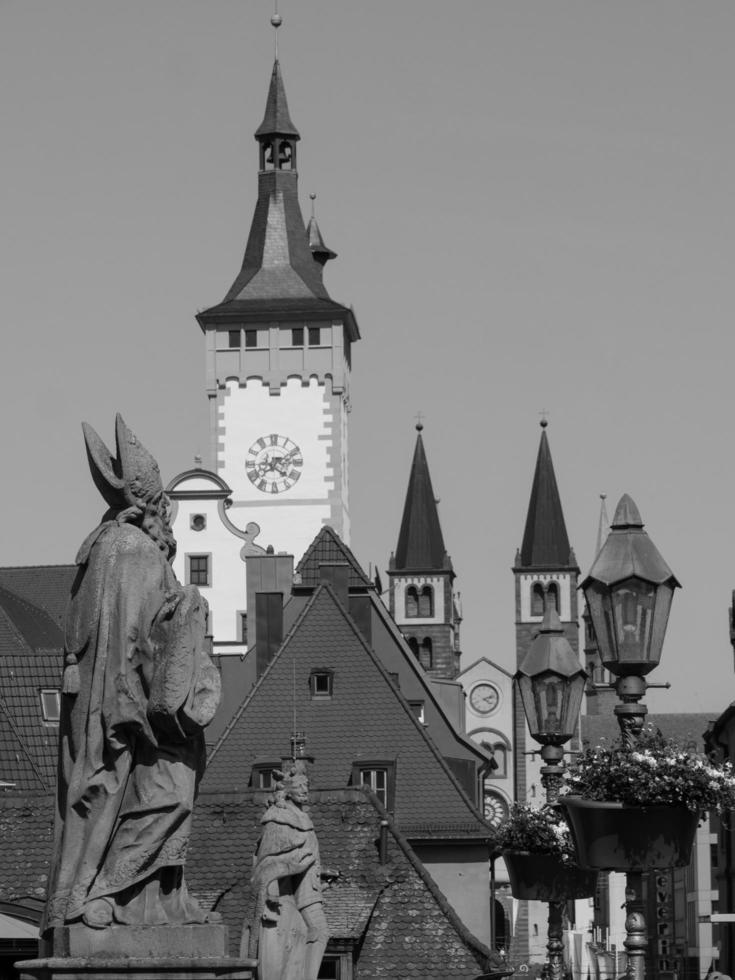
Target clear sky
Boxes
[1,1,734,715]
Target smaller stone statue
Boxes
[247,760,328,980]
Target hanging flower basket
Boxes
[503,850,598,902]
[562,797,699,872]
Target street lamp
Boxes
[581,493,679,980]
[515,606,588,980]
[581,493,680,749]
[516,606,587,804]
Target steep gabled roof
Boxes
[518,425,575,569]
[393,429,451,573]
[0,566,75,628]
[189,787,491,975]
[205,586,488,837]
[296,526,372,589]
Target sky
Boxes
[1,1,734,716]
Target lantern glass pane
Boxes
[610,577,655,664]
[584,583,615,664]
[648,581,674,669]
[517,674,539,734]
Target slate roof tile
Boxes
[296,526,372,588]
[0,566,75,629]
[205,586,488,838]
[0,793,54,904]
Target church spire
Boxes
[393,425,451,572]
[518,422,575,569]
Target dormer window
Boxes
[310,670,333,698]
[352,759,396,811]
[251,761,280,789]
[40,689,61,724]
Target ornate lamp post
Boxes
[515,606,588,980]
[581,493,680,750]
[580,494,680,980]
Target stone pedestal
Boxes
[16,924,256,980]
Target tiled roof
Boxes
[581,712,715,752]
[518,427,575,569]
[0,566,75,628]
[393,431,450,572]
[296,526,372,588]
[205,586,489,837]
[0,793,54,905]
[0,653,61,791]
[0,582,65,792]
[189,786,491,978]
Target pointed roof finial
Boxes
[306,193,338,266]
[595,493,610,557]
[271,0,282,59]
[539,408,549,429]
[415,411,424,432]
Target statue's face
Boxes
[288,775,309,805]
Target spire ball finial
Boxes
[309,192,316,201]
[540,418,548,428]
[414,411,425,432]
[271,13,282,28]
[416,422,424,432]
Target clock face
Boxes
[470,683,499,715]
[483,791,509,828]
[246,434,303,494]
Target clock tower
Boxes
[195,58,360,562]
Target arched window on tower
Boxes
[407,636,419,659]
[531,583,545,616]
[405,587,419,618]
[419,586,434,618]
[278,140,293,170]
[546,582,559,613]
[419,637,433,671]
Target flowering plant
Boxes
[495,804,577,863]
[562,728,735,814]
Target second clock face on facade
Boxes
[246,434,303,494]
[469,683,499,715]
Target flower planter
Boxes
[502,850,598,902]
[562,797,699,872]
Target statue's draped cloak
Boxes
[44,522,205,929]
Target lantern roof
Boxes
[516,607,586,681]
[582,494,680,589]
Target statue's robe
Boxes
[43,521,215,930]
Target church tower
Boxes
[513,421,579,802]
[388,425,461,680]
[195,57,360,562]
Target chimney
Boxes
[255,592,283,678]
[246,552,294,614]
[318,562,349,608]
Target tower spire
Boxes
[518,421,575,569]
[393,424,451,572]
